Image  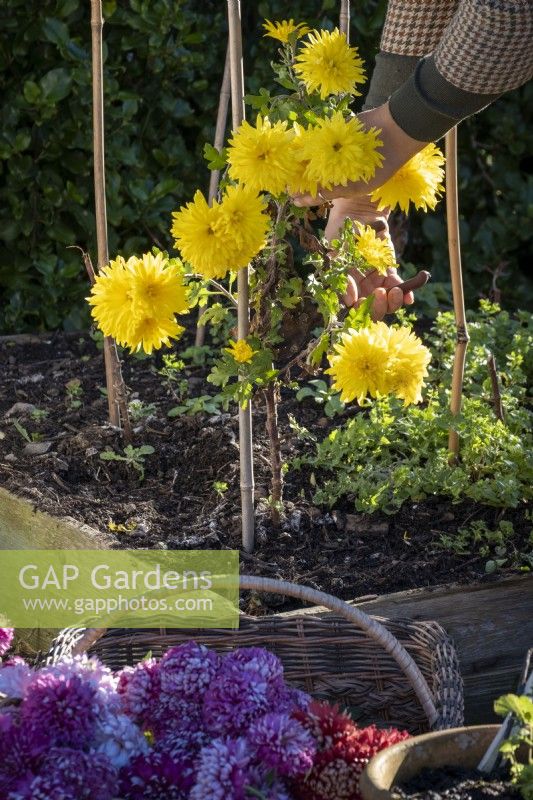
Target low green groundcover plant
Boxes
[293,301,533,515]
[496,693,533,800]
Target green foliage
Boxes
[1,0,529,332]
[167,394,223,417]
[65,377,83,409]
[30,408,49,422]
[294,303,533,514]
[207,344,278,409]
[99,443,155,481]
[127,398,157,423]
[212,480,228,497]
[496,694,533,799]
[439,520,533,574]
[409,84,533,313]
[0,0,226,332]
[12,419,32,444]
[296,379,345,418]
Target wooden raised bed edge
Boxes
[283,574,533,725]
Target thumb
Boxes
[341,273,359,307]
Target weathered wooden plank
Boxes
[0,486,112,654]
[0,486,111,550]
[282,576,533,724]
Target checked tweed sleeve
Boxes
[365,0,533,141]
[364,0,459,110]
[380,0,459,56]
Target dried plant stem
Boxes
[264,383,283,527]
[487,352,505,423]
[340,0,350,39]
[445,127,469,462]
[227,0,255,552]
[90,0,132,443]
[195,45,231,347]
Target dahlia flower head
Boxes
[291,702,410,800]
[0,627,14,658]
[87,250,189,354]
[0,643,408,800]
[326,321,431,407]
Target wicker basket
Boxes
[46,576,464,733]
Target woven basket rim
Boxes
[51,575,440,727]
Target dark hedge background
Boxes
[0,0,531,333]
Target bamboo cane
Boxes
[264,383,283,527]
[90,0,132,442]
[445,127,469,461]
[339,0,350,39]
[227,0,255,552]
[195,45,232,348]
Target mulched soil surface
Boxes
[0,329,529,612]
[391,766,520,799]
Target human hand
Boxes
[343,266,415,319]
[293,102,426,208]
[322,196,415,319]
[324,195,390,244]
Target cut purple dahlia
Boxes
[247,712,316,778]
[159,641,220,703]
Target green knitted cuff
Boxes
[388,55,500,141]
[363,52,420,110]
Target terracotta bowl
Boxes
[359,724,500,800]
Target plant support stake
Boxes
[445,127,469,461]
[90,0,132,442]
[340,0,350,39]
[195,45,231,347]
[227,0,255,552]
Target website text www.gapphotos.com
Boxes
[0,551,239,629]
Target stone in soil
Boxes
[391,766,520,799]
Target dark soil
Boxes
[0,330,530,611]
[392,765,520,799]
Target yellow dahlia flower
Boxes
[297,112,383,189]
[227,116,294,196]
[386,326,431,406]
[225,338,257,363]
[130,251,189,319]
[326,322,390,404]
[88,252,188,353]
[263,19,310,43]
[286,124,317,196]
[87,256,133,343]
[294,28,365,99]
[353,223,396,275]
[171,190,231,280]
[370,144,445,213]
[217,185,270,268]
[127,316,185,355]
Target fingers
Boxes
[292,179,366,207]
[341,274,359,307]
[324,200,391,244]
[371,287,389,320]
[386,286,404,314]
[346,283,415,319]
[292,188,334,207]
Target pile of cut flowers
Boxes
[0,627,408,799]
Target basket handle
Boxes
[66,574,439,727]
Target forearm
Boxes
[389,0,533,141]
[365,0,532,141]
